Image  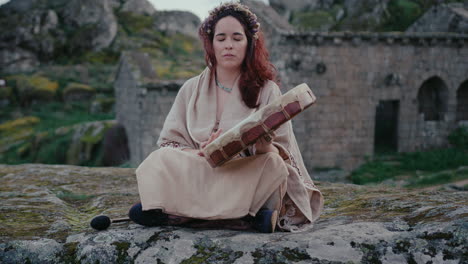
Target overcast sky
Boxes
[0,0,269,20]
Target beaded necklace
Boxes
[215,77,232,93]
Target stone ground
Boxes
[0,164,467,263]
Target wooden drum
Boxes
[203,83,316,168]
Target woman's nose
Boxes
[225,40,233,49]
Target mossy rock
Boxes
[0,116,40,134]
[0,86,13,99]
[0,116,39,153]
[290,10,335,31]
[0,86,14,107]
[62,82,96,102]
[11,75,59,106]
[116,11,154,35]
[0,165,466,263]
[66,120,116,166]
[90,97,115,114]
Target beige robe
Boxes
[136,68,324,231]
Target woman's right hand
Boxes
[182,129,223,157]
[198,129,223,156]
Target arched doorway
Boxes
[456,80,468,121]
[417,76,448,121]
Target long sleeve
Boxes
[157,78,197,150]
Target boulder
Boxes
[242,0,293,40]
[407,3,468,34]
[62,0,118,52]
[121,0,156,16]
[0,0,118,72]
[153,11,200,39]
[90,97,116,114]
[66,120,116,166]
[0,4,64,63]
[62,82,96,102]
[0,48,40,74]
[12,75,58,106]
[0,164,466,263]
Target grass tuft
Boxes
[351,148,468,187]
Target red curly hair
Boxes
[199,9,277,108]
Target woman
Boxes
[129,2,323,233]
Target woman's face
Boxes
[213,16,248,72]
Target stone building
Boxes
[115,7,468,172]
[114,52,184,164]
[267,31,468,171]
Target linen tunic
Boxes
[136,68,324,231]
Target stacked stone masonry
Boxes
[115,32,468,171]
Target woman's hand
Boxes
[255,132,279,155]
[182,129,223,157]
[200,129,223,150]
[198,129,223,156]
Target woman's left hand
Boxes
[255,132,278,154]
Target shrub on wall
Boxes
[448,126,468,150]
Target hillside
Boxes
[0,0,205,166]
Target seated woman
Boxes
[129,1,323,233]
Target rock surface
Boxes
[61,0,118,52]
[121,0,156,16]
[0,0,117,72]
[1,164,467,263]
[407,3,468,34]
[268,0,391,31]
[153,11,201,39]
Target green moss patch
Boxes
[117,11,153,35]
[0,100,114,166]
[9,75,59,105]
[112,241,131,264]
[60,242,80,264]
[0,86,13,99]
[0,207,55,241]
[350,148,468,187]
[0,116,40,133]
[290,10,335,31]
[181,240,243,264]
[63,83,95,97]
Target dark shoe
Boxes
[128,202,168,227]
[254,209,278,233]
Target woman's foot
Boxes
[128,202,168,227]
[254,209,278,233]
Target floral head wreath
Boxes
[201,1,261,40]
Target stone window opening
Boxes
[456,80,468,121]
[417,76,448,121]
